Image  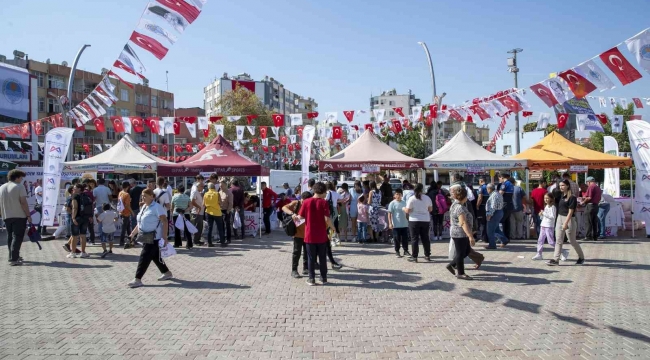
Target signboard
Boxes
[466,165,485,174]
[570,165,588,173]
[0,150,30,162]
[97,165,114,173]
[361,165,380,173]
[529,170,543,180]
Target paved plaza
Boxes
[1,231,650,359]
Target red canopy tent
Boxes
[157,135,270,176]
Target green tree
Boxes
[208,85,274,142]
[523,121,557,135]
[396,128,427,159]
[586,103,634,181]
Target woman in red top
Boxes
[530,180,548,236]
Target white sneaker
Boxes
[561,249,569,261]
[158,272,173,281]
[127,279,143,288]
[79,252,89,258]
[531,254,543,260]
[66,253,78,259]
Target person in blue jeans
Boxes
[598,196,612,238]
[387,189,410,258]
[485,183,509,249]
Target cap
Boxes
[586,176,595,182]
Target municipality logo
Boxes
[47,178,55,184]
[642,175,650,181]
[640,44,650,61]
[2,78,24,104]
[55,134,62,140]
[43,209,50,217]
[642,207,650,213]
[49,146,62,153]
[636,143,649,150]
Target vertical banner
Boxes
[41,127,75,226]
[603,136,620,197]
[301,125,316,193]
[0,62,30,120]
[626,121,650,226]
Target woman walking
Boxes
[446,186,476,280]
[404,183,433,262]
[367,181,382,242]
[127,189,173,288]
[532,193,557,260]
[171,185,193,249]
[337,183,351,242]
[349,181,362,242]
[547,179,585,266]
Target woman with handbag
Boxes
[127,189,172,288]
[283,191,312,278]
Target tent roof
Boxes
[512,131,632,169]
[63,135,172,173]
[157,135,270,177]
[318,131,423,171]
[424,131,526,170]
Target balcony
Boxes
[136,104,150,113]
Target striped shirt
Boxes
[486,191,504,217]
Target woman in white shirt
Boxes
[404,183,433,262]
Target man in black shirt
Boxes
[128,178,144,230]
[379,176,393,207]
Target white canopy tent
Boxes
[63,134,173,173]
[424,130,527,170]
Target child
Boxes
[533,193,556,260]
[387,189,410,258]
[97,203,118,258]
[356,195,369,245]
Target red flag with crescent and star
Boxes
[393,107,405,117]
[209,116,222,123]
[139,144,148,151]
[558,69,597,98]
[113,59,145,79]
[93,118,106,132]
[392,120,403,133]
[307,112,319,119]
[246,115,258,125]
[110,117,125,133]
[364,123,373,133]
[332,126,342,139]
[151,144,159,153]
[272,114,285,127]
[130,31,169,60]
[343,111,354,123]
[174,144,182,153]
[557,113,569,129]
[202,129,209,137]
[529,83,558,107]
[173,121,181,135]
[146,117,160,134]
[498,95,522,113]
[162,144,169,153]
[82,144,90,153]
[280,135,288,145]
[633,98,644,108]
[259,126,268,139]
[599,47,642,85]
[296,126,303,138]
[596,114,608,125]
[131,117,145,133]
[184,144,192,152]
[156,0,201,23]
[470,104,490,121]
[33,121,43,135]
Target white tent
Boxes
[424,130,527,170]
[63,134,173,173]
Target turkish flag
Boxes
[259,126,268,139]
[470,105,490,120]
[113,60,145,79]
[364,123,374,133]
[466,115,474,123]
[185,144,192,152]
[558,69,597,98]
[343,111,355,123]
[280,135,288,145]
[130,31,169,60]
[251,138,258,144]
[441,104,447,111]
[295,143,301,150]
[147,117,160,134]
[93,118,106,132]
[107,70,133,89]
[557,113,569,129]
[162,144,169,153]
[272,114,285,127]
[392,120,403,133]
[20,123,30,139]
[596,114,608,125]
[393,107,405,117]
[110,117,125,133]
[633,98,644,108]
[174,144,182,153]
[402,119,411,130]
[139,144,148,151]
[287,144,294,152]
[79,101,97,118]
[271,145,278,153]
[151,144,159,153]
[82,144,90,153]
[262,146,269,153]
[498,96,522,113]
[529,83,558,107]
[183,117,197,124]
[197,143,205,150]
[332,126,342,139]
[599,47,642,86]
[631,115,643,120]
[173,121,181,135]
[296,126,303,137]
[202,129,209,137]
[209,116,222,123]
[429,104,438,119]
[522,111,533,118]
[131,117,145,133]
[246,115,258,125]
[448,109,464,122]
[307,112,319,119]
[33,121,43,135]
[156,0,200,23]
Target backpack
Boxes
[325,191,335,218]
[79,193,94,217]
[283,201,301,237]
[435,190,449,214]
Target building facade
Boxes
[204,73,317,124]
[370,89,421,119]
[440,121,490,145]
[1,51,174,160]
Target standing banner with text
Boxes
[301,125,316,193]
[626,121,650,230]
[603,136,620,197]
[41,128,75,226]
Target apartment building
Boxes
[370,89,421,119]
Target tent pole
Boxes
[631,166,635,238]
[525,168,530,240]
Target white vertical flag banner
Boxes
[576,114,589,131]
[536,113,550,130]
[235,125,244,140]
[290,113,303,126]
[163,117,174,134]
[122,117,132,134]
[599,97,607,108]
[158,120,165,137]
[625,28,650,75]
[301,125,316,193]
[0,63,29,120]
[325,112,338,124]
[626,120,650,230]
[575,60,617,91]
[185,122,196,138]
[412,106,423,120]
[197,117,208,130]
[373,109,385,123]
[612,115,623,133]
[41,128,75,226]
[214,124,224,137]
[603,136,620,197]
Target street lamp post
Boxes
[418,41,445,181]
[65,44,91,161]
[507,48,523,154]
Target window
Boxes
[106,128,115,140]
[136,93,143,105]
[120,109,129,117]
[389,100,395,106]
[47,98,60,113]
[120,89,129,102]
[389,111,395,116]
[380,99,385,105]
[38,97,45,112]
[151,95,158,107]
[107,106,116,117]
[35,72,45,88]
[48,75,65,89]
[503,145,512,156]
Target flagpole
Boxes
[65,44,91,162]
[507,48,523,154]
[418,41,443,182]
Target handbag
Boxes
[27,223,42,250]
[137,220,160,245]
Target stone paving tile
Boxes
[1,232,650,359]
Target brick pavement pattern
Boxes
[1,231,650,359]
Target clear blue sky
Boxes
[2,0,650,134]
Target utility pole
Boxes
[65,44,91,162]
[507,48,523,154]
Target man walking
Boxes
[581,177,602,241]
[190,181,205,246]
[0,170,31,266]
[498,173,514,241]
[118,181,133,247]
[261,182,277,235]
[93,178,112,243]
[69,184,92,258]
[219,180,234,243]
[509,179,527,240]
[379,176,393,207]
[476,177,489,242]
[230,180,245,239]
[128,178,144,231]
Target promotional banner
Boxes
[603,136,620,197]
[0,62,30,120]
[301,125,316,193]
[41,128,75,226]
[626,121,650,227]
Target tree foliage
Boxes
[523,122,557,136]
[207,85,274,142]
[396,128,427,159]
[586,103,634,181]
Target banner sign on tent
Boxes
[466,165,485,174]
[361,165,380,173]
[98,165,115,172]
[570,165,589,173]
